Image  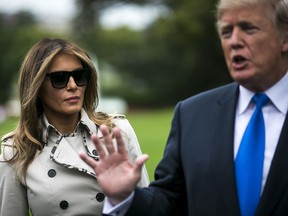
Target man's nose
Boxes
[229,28,244,49]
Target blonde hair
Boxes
[2,38,114,179]
[215,0,288,39]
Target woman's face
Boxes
[39,53,87,123]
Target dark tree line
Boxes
[72,0,232,107]
[0,11,63,104]
[0,0,232,107]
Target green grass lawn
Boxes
[0,108,174,180]
[0,116,19,137]
[126,107,174,180]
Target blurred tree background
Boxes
[0,11,63,105]
[0,0,232,109]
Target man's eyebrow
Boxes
[238,21,254,26]
[218,20,254,29]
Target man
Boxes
[80,0,288,215]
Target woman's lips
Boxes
[65,96,80,103]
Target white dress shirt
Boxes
[234,72,288,191]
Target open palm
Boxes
[79,125,148,205]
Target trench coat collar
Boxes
[41,109,99,177]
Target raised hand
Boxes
[79,125,149,205]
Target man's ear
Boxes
[281,37,288,52]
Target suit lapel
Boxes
[256,111,288,215]
[213,83,241,216]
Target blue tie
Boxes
[235,93,269,216]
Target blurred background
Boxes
[0,0,232,117]
[0,0,233,178]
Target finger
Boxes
[113,127,127,156]
[79,152,98,170]
[91,133,106,159]
[100,125,115,154]
[134,154,149,174]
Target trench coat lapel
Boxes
[51,137,97,177]
[213,83,241,216]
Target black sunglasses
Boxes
[46,68,91,89]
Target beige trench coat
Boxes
[0,110,149,216]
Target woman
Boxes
[0,38,149,216]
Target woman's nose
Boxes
[66,76,77,89]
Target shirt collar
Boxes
[238,86,254,115]
[265,72,288,114]
[238,72,288,115]
[41,108,98,145]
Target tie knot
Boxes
[253,93,269,108]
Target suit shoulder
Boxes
[181,82,238,106]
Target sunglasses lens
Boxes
[73,69,91,86]
[50,72,69,88]
[47,68,91,89]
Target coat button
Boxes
[59,200,69,210]
[96,193,105,202]
[48,169,57,178]
[92,149,98,156]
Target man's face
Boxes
[218,3,288,91]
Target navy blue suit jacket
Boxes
[126,82,288,216]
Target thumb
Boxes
[134,154,149,174]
